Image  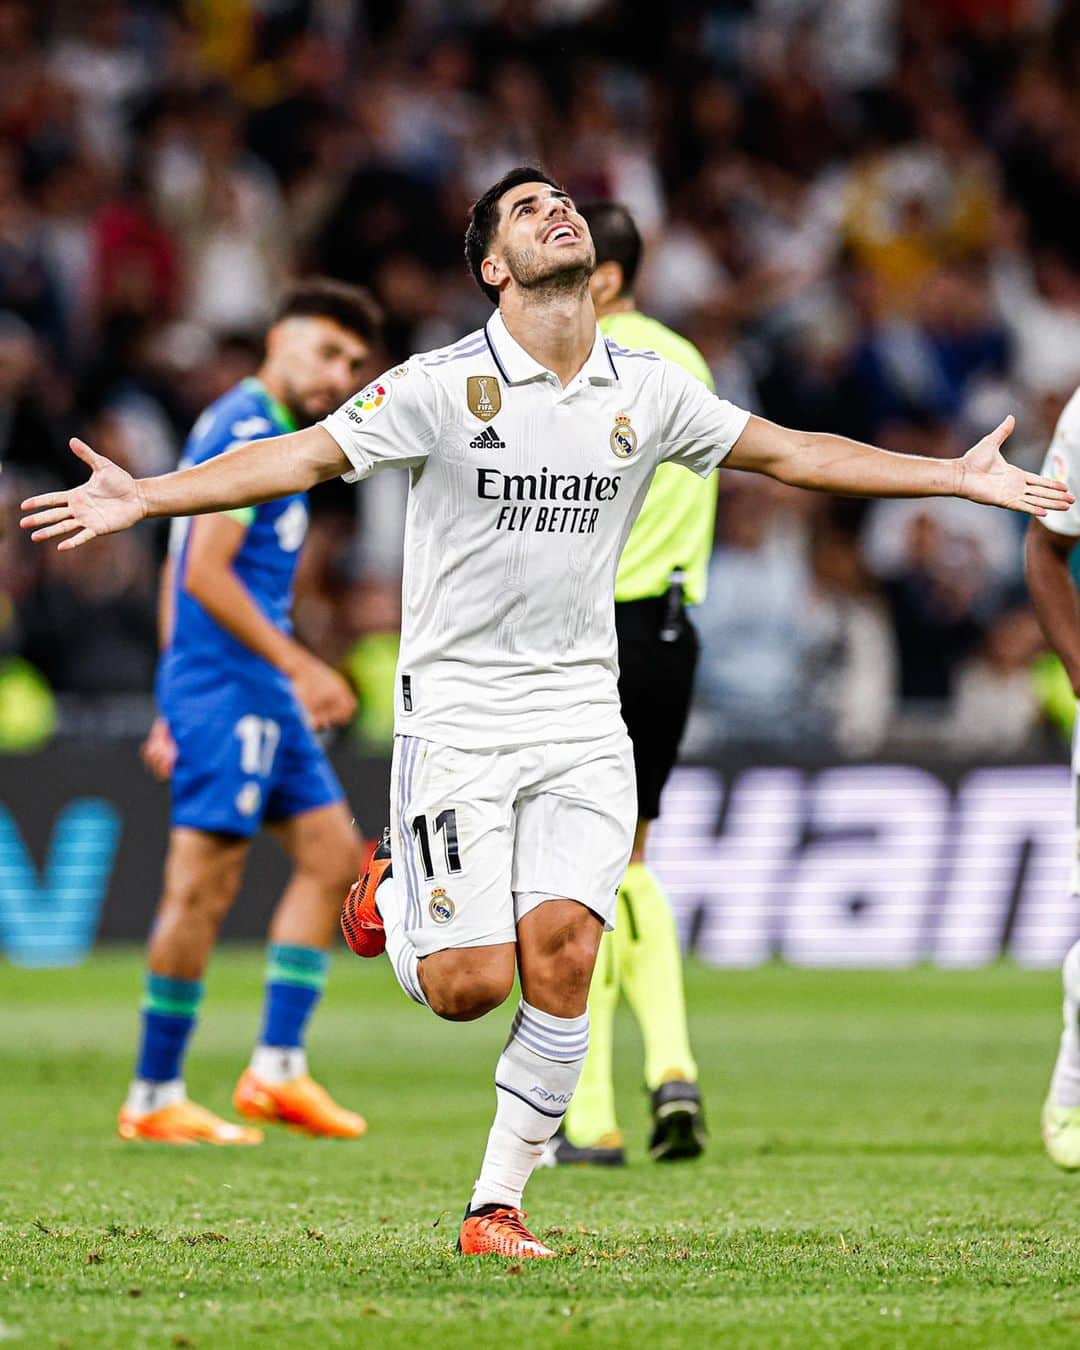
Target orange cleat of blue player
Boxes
[118,1097,263,1145]
[233,1067,366,1138]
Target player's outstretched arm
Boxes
[21,426,349,550]
[1025,520,1080,691]
[726,414,1073,517]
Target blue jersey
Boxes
[157,379,344,835]
[158,378,308,712]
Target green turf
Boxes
[2,952,1079,1348]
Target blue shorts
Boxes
[166,694,345,837]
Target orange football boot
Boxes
[117,1098,263,1145]
[457,1206,556,1259]
[340,828,391,958]
[233,1069,367,1138]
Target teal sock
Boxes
[258,944,329,1049]
[135,974,204,1082]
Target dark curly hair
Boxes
[464,166,564,305]
[273,278,383,343]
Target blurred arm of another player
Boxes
[177,512,355,731]
[20,425,348,549]
[140,558,177,782]
[1024,390,1080,693]
[1026,522,1080,691]
[727,413,1073,517]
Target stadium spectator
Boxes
[17,411,157,697]
[946,604,1045,755]
[802,520,898,756]
[691,478,816,749]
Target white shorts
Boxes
[390,730,637,958]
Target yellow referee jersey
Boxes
[603,311,719,605]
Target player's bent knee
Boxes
[426,973,513,1022]
[422,950,515,1022]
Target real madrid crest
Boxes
[429,888,455,924]
[467,375,501,423]
[610,412,638,459]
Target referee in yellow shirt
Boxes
[547,202,715,1166]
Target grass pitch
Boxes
[2,952,1079,1348]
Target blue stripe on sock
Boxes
[136,1009,197,1082]
[514,1024,590,1061]
[259,980,322,1050]
[136,973,202,1082]
[515,1005,589,1060]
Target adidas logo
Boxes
[470,425,506,450]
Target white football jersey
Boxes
[1039,387,1080,539]
[321,310,750,749]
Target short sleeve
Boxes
[320,361,441,483]
[1039,390,1080,538]
[656,359,750,477]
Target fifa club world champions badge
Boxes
[467,375,501,422]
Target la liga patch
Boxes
[353,380,391,414]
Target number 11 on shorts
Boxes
[411,809,462,881]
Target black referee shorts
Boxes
[615,595,700,822]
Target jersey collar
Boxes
[244,377,298,433]
[484,310,620,387]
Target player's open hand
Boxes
[20,438,147,549]
[290,655,357,731]
[140,716,177,782]
[958,416,1073,516]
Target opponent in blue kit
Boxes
[162,381,340,837]
[120,280,383,1144]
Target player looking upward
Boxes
[120,279,381,1144]
[22,168,1071,1253]
[1022,385,1080,1171]
[546,201,713,1167]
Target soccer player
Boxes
[1022,385,1080,1170]
[22,169,1071,1252]
[546,201,713,1167]
[120,279,381,1144]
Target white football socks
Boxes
[125,1078,185,1115]
[378,875,429,1008]
[250,1045,307,1083]
[471,1000,589,1211]
[1050,939,1080,1109]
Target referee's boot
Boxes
[541,1126,626,1167]
[648,1078,707,1161]
[341,827,392,958]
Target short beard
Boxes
[504,243,595,303]
[278,387,318,430]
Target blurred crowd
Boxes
[1,0,1079,758]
